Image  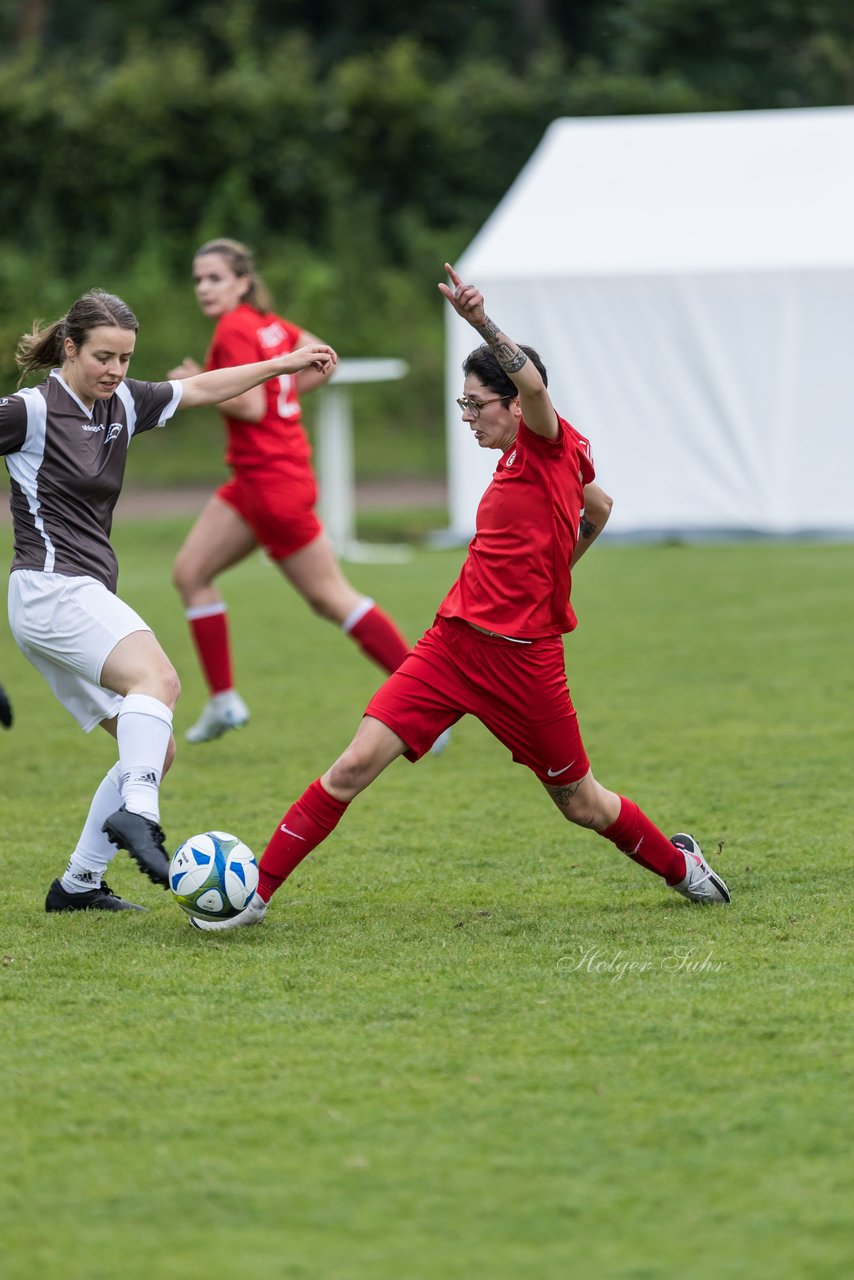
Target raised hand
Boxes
[284,343,338,376]
[438,263,486,328]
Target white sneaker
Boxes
[188,895,268,931]
[185,690,250,744]
[670,833,731,904]
[429,727,453,755]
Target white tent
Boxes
[445,107,854,539]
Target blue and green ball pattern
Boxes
[169,831,259,920]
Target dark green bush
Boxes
[1,12,850,484]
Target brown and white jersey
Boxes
[1,371,183,592]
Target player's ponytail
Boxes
[15,317,66,382]
[16,290,138,385]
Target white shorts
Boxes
[8,570,152,732]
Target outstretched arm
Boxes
[176,344,337,411]
[571,483,613,567]
[439,262,558,440]
[167,355,263,422]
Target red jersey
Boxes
[438,415,595,638]
[206,304,312,474]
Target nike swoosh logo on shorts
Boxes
[546,761,577,777]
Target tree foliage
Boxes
[0,1,851,479]
[2,0,850,278]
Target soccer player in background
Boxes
[191,264,729,932]
[1,288,336,911]
[167,239,449,749]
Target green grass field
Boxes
[1,520,851,1280]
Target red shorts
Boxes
[365,615,590,784]
[217,468,322,561]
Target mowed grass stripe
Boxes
[1,523,851,1280]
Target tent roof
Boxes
[458,107,854,278]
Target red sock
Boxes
[600,796,687,885]
[346,602,409,673]
[257,778,349,900]
[187,605,233,694]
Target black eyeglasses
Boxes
[455,395,505,418]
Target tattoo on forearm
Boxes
[476,315,529,375]
[499,347,529,374]
[579,517,597,540]
[476,315,501,343]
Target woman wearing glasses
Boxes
[191,263,729,932]
[168,239,419,745]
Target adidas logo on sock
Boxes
[121,769,159,788]
[70,870,98,886]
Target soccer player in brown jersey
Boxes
[1,288,335,911]
[191,264,730,933]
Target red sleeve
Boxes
[576,435,595,485]
[561,418,596,485]
[206,312,261,372]
[519,415,597,484]
[279,317,303,351]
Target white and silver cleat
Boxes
[670,833,731,904]
[429,727,453,755]
[189,895,268,932]
[185,690,250,744]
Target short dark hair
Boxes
[462,343,548,401]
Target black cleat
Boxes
[0,683,12,729]
[45,878,145,913]
[102,807,170,887]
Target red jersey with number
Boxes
[207,304,311,474]
[438,415,595,638]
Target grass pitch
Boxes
[1,519,851,1280]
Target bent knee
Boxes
[152,663,181,709]
[167,668,182,706]
[326,755,366,795]
[325,746,375,799]
[172,555,199,599]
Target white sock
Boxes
[210,690,239,706]
[61,764,123,893]
[117,693,173,822]
[341,597,374,635]
[185,602,227,621]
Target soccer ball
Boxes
[169,831,259,920]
